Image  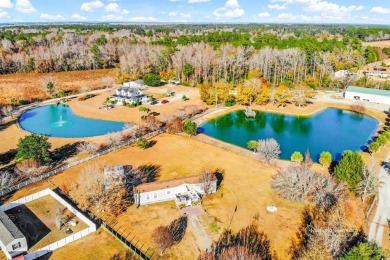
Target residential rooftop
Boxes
[0,211,24,246]
[346,86,390,97]
[135,174,217,193]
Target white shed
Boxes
[0,211,27,258]
[345,86,390,105]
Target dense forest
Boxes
[0,23,387,92]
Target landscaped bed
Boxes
[6,195,88,252]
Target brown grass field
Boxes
[4,133,368,259]
[0,69,117,105]
[362,40,390,48]
[1,75,389,258]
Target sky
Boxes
[0,0,389,24]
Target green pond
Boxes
[199,108,379,161]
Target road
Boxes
[368,154,390,245]
[1,87,114,122]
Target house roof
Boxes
[346,86,390,97]
[133,79,144,85]
[135,174,217,193]
[0,211,24,246]
[365,67,390,73]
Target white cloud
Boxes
[71,14,88,21]
[0,11,9,18]
[169,0,182,2]
[371,7,390,14]
[101,14,124,21]
[15,0,36,13]
[101,15,158,22]
[128,16,158,22]
[213,0,244,19]
[169,12,177,16]
[188,0,210,3]
[258,12,270,18]
[268,4,286,10]
[40,13,65,21]
[105,3,129,14]
[0,0,13,9]
[180,13,191,18]
[277,12,312,21]
[81,0,104,12]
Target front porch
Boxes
[175,191,200,208]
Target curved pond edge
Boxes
[17,104,133,139]
[198,106,381,162]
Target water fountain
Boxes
[50,115,73,128]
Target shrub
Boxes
[137,138,149,150]
[78,94,96,101]
[319,151,332,168]
[143,73,161,87]
[291,151,303,163]
[16,134,51,165]
[368,142,380,154]
[377,135,388,146]
[182,119,198,135]
[333,150,364,194]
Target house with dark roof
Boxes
[0,211,27,258]
[345,86,390,105]
[134,174,217,207]
[109,86,150,105]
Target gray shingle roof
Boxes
[0,211,24,246]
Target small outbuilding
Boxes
[0,211,27,258]
[123,80,146,89]
[345,86,390,105]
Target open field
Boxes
[7,195,88,252]
[0,69,117,105]
[4,133,367,259]
[363,40,390,48]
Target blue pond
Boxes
[19,104,126,138]
[200,108,379,161]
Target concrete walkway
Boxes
[368,154,390,245]
[189,216,212,252]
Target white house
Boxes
[345,86,390,105]
[364,67,390,78]
[109,87,150,105]
[134,174,217,207]
[0,211,27,258]
[334,70,354,78]
[123,80,146,89]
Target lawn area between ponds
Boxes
[3,133,367,259]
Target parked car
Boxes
[150,100,158,105]
[161,99,169,104]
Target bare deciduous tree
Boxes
[102,77,115,89]
[1,105,16,118]
[257,138,281,164]
[0,171,14,192]
[357,165,380,203]
[104,132,124,147]
[41,75,57,95]
[200,169,216,195]
[153,226,174,256]
[77,142,100,155]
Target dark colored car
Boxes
[161,99,169,104]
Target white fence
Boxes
[0,189,96,260]
[0,129,164,197]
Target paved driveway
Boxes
[368,154,390,245]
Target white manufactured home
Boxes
[344,86,390,105]
[0,211,27,258]
[134,175,217,207]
